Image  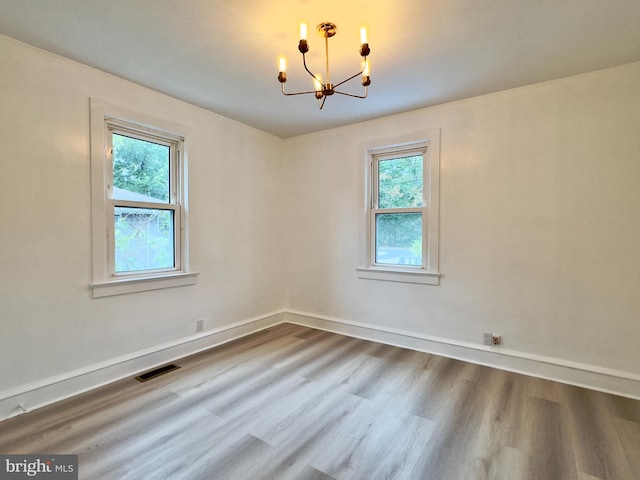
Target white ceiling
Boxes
[1,0,639,138]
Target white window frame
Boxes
[107,123,183,277]
[357,129,441,285]
[90,99,197,298]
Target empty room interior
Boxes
[1,1,639,479]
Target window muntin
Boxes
[371,148,427,269]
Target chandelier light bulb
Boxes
[300,23,308,41]
[360,27,368,45]
[279,57,287,73]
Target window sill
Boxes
[91,272,199,298]
[356,266,440,285]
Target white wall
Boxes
[283,62,640,395]
[0,35,286,415]
[2,31,639,416]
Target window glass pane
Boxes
[375,213,422,266]
[115,207,174,273]
[112,133,170,203]
[378,155,423,209]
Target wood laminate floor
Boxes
[1,324,639,479]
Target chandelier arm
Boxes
[281,83,320,96]
[282,90,322,96]
[302,53,320,83]
[332,69,365,89]
[318,95,327,110]
[282,91,325,96]
[334,87,368,99]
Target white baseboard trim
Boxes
[3,308,637,422]
[283,310,640,400]
[0,310,286,421]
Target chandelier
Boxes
[277,22,371,109]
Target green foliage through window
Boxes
[378,155,423,209]
[114,208,174,272]
[112,134,170,202]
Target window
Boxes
[110,128,179,274]
[90,99,197,297]
[372,152,425,267]
[357,130,440,285]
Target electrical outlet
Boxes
[196,319,204,332]
[483,332,501,346]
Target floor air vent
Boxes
[135,364,181,382]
